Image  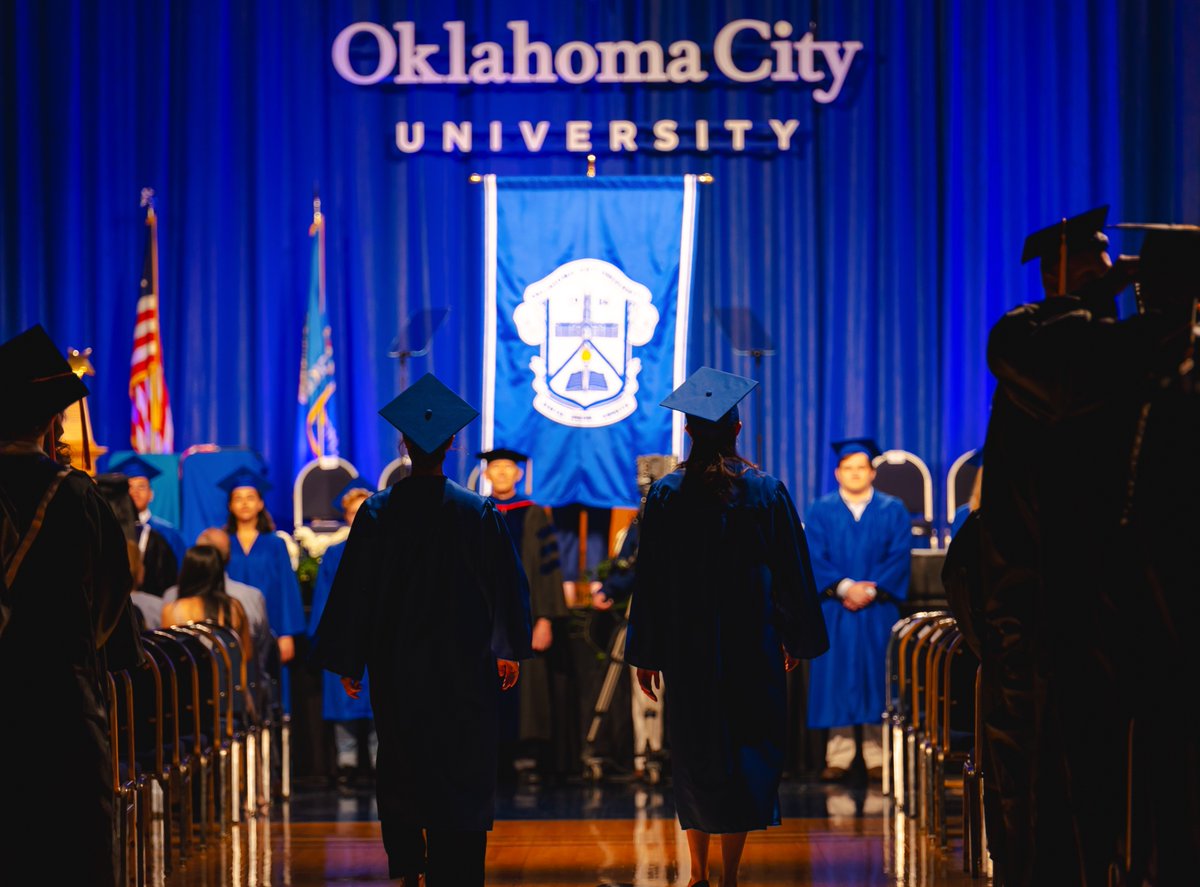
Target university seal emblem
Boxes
[513,258,660,427]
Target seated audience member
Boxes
[163,544,255,669]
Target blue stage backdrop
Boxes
[2,0,1198,525]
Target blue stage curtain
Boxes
[2,0,1197,523]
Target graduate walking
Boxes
[803,439,911,782]
[312,374,532,887]
[626,368,828,887]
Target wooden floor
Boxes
[166,810,989,886]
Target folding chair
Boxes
[140,634,193,870]
[148,630,209,852]
[157,627,226,838]
[873,449,936,545]
[946,449,981,525]
[293,457,360,531]
[933,631,978,848]
[377,454,412,491]
[107,671,139,887]
[906,615,956,819]
[919,623,958,833]
[889,611,950,806]
[127,646,173,883]
[962,665,989,876]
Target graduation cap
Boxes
[216,468,272,497]
[475,448,529,464]
[831,437,882,463]
[109,454,162,481]
[1021,206,1110,296]
[378,373,479,455]
[333,478,374,512]
[1137,227,1200,292]
[0,324,90,428]
[660,367,758,427]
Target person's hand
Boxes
[278,635,296,663]
[341,676,362,699]
[590,588,614,611]
[498,659,520,691]
[531,618,553,652]
[636,668,661,702]
[783,647,801,672]
[842,582,876,611]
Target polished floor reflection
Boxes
[165,783,989,886]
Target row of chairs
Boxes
[881,611,987,876]
[106,621,290,886]
[870,449,982,546]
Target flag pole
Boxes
[312,187,326,314]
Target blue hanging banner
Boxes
[481,175,699,509]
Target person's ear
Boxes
[732,420,743,437]
[516,465,525,482]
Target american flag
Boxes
[130,190,174,453]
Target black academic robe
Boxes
[139,524,179,597]
[625,466,828,834]
[498,499,568,743]
[312,476,532,832]
[981,295,1189,884]
[0,453,136,887]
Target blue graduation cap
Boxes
[109,454,162,481]
[216,467,272,496]
[660,367,758,426]
[831,438,882,462]
[333,478,375,512]
[378,373,479,454]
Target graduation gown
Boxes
[138,523,179,597]
[312,476,532,832]
[0,453,136,887]
[308,540,372,722]
[804,490,910,729]
[228,531,305,638]
[625,467,827,834]
[146,513,186,565]
[497,499,568,742]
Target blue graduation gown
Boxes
[804,490,911,728]
[308,541,373,722]
[626,468,828,834]
[227,531,305,638]
[147,514,187,566]
[311,477,532,832]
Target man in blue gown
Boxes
[804,438,910,781]
[309,480,376,785]
[312,375,531,887]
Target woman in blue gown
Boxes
[626,368,828,887]
[220,469,305,708]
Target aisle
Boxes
[165,783,988,886]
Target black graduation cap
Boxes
[1021,206,1110,264]
[332,478,374,512]
[217,468,272,496]
[831,437,882,462]
[0,324,90,427]
[1137,226,1200,289]
[660,367,758,426]
[378,373,479,455]
[475,448,529,464]
[109,454,162,481]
